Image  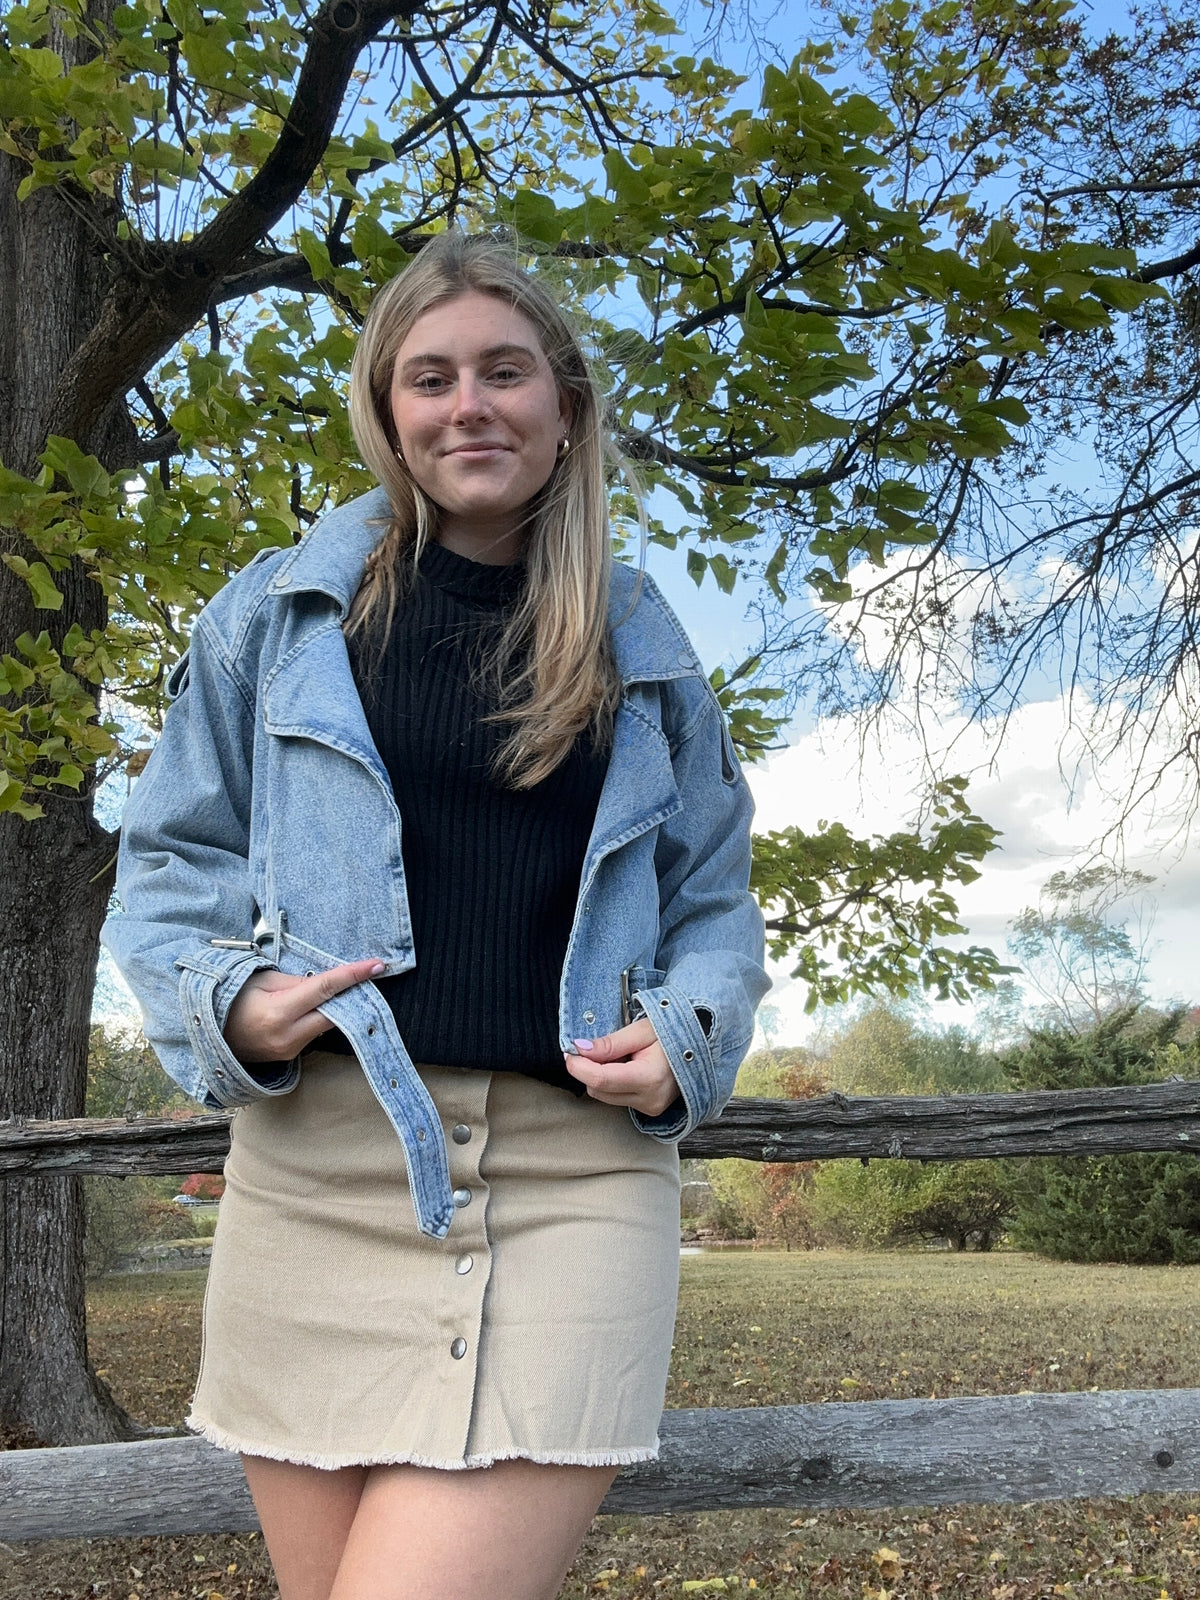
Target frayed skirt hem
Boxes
[187,1414,659,1472]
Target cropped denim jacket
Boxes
[101,487,769,1237]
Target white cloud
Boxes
[744,689,1200,1046]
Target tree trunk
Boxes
[0,0,138,1445]
[0,806,131,1446]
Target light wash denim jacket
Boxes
[102,487,769,1237]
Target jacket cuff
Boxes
[628,982,718,1142]
[175,948,302,1108]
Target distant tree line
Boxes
[691,1001,1200,1265]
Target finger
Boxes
[569,1017,657,1063]
[288,1009,343,1054]
[563,1052,639,1089]
[581,1080,680,1116]
[564,1048,670,1095]
[275,959,387,1021]
[227,960,387,1061]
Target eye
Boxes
[412,372,449,393]
[489,363,526,383]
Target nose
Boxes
[450,370,491,425]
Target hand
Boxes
[564,1017,682,1117]
[223,959,386,1063]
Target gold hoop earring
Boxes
[395,448,406,466]
[557,436,570,459]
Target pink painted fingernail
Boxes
[572,1038,594,1051]
[369,962,386,975]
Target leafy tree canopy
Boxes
[1,0,1149,1004]
[748,0,1200,816]
[823,1001,1006,1096]
[0,0,1153,795]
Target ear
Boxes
[557,387,572,434]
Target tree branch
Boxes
[129,430,180,465]
[1040,177,1200,203]
[212,251,328,304]
[47,0,425,451]
[1136,237,1200,285]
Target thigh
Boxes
[241,1454,367,1600]
[330,1458,618,1600]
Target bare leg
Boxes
[330,1458,618,1600]
[240,1454,368,1600]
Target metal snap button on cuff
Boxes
[455,1254,473,1275]
[451,1124,471,1144]
[452,1187,472,1208]
[450,1337,467,1359]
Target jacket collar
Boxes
[269,488,702,685]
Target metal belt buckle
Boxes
[210,908,288,954]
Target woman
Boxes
[103,233,768,1600]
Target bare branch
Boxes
[1040,177,1200,203]
[1136,238,1200,284]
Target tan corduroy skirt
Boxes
[188,1051,681,1470]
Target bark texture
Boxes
[3,1387,1198,1538]
[0,3,135,1446]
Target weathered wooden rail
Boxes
[5,1079,1200,1174]
[5,1082,1200,1542]
[2,1389,1197,1542]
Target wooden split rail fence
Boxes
[4,1081,1200,1541]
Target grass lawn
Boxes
[3,1251,1200,1597]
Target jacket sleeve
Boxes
[100,620,299,1111]
[629,690,770,1140]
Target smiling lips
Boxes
[447,442,509,455]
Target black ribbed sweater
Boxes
[323,539,609,1092]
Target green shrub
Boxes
[1001,1008,1200,1263]
[809,1157,1010,1251]
[189,1209,220,1239]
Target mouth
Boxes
[446,443,509,456]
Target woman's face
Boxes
[389,290,570,559]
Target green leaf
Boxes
[764,538,788,602]
[510,188,564,249]
[708,552,737,593]
[0,773,43,820]
[22,47,64,80]
[40,436,110,500]
[2,556,64,610]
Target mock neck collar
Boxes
[417,538,526,608]
[266,487,702,684]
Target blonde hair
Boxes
[347,232,624,788]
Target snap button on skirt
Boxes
[187,1052,681,1470]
